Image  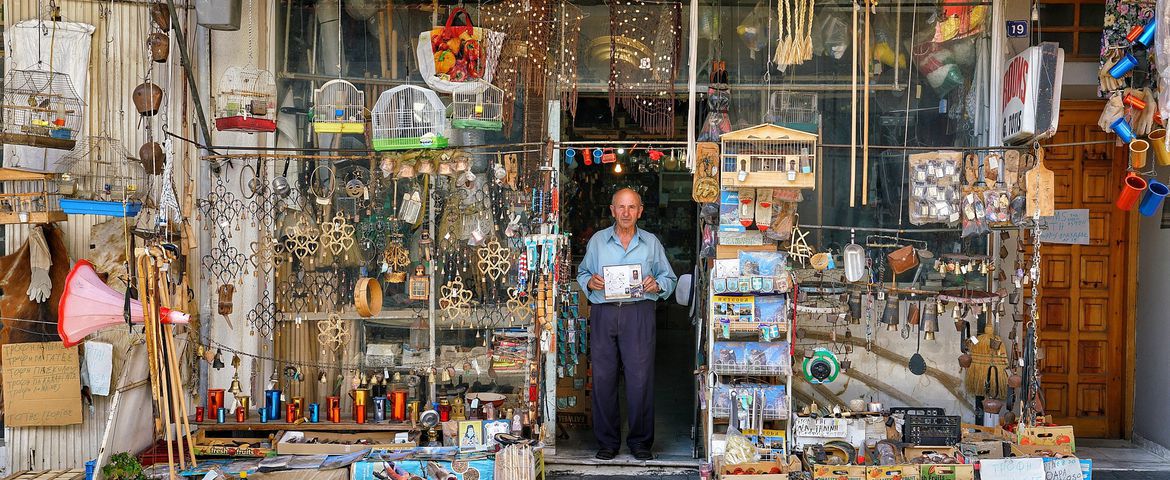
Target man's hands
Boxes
[588,274,605,291]
[642,275,660,294]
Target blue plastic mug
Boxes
[1139,179,1169,216]
[264,389,282,422]
[1112,117,1137,144]
[1138,20,1158,47]
[1109,53,1139,79]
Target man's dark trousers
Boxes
[589,301,656,452]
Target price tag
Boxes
[1006,20,1029,38]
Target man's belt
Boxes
[601,299,650,307]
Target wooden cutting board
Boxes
[1025,147,1054,217]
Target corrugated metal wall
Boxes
[2,0,195,473]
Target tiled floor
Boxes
[1079,439,1170,471]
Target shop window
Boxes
[1037,0,1106,59]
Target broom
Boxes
[965,312,1009,399]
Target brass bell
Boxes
[922,305,939,340]
[227,374,243,395]
[211,349,225,369]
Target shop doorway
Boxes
[553,97,701,464]
[1036,100,1135,439]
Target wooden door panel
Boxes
[1040,101,1130,439]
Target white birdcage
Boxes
[451,81,504,131]
[55,136,149,217]
[721,124,818,189]
[1,69,84,150]
[312,79,366,134]
[764,91,819,133]
[371,85,449,151]
[215,66,277,133]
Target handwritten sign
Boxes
[1044,458,1084,480]
[85,341,114,396]
[1040,209,1090,245]
[792,417,849,447]
[2,342,82,426]
[978,458,1046,480]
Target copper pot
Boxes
[982,398,1004,414]
[1008,373,1023,388]
[147,33,170,63]
[138,142,165,175]
[958,353,972,368]
[133,83,164,116]
[150,3,171,31]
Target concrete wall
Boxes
[1134,185,1170,449]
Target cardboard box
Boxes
[276,430,414,455]
[722,460,788,479]
[956,440,1008,460]
[919,464,974,480]
[812,465,867,480]
[959,423,1013,442]
[904,446,956,460]
[191,430,274,458]
[866,465,917,480]
[1018,425,1075,454]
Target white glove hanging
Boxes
[26,226,52,303]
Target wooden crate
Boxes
[4,470,86,480]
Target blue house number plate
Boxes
[1007,20,1028,38]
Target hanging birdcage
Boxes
[371,85,449,151]
[215,66,277,133]
[451,81,504,131]
[721,124,819,189]
[55,136,149,217]
[1,69,84,150]
[764,91,819,134]
[312,79,366,134]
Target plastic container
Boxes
[85,459,97,480]
[1139,179,1169,216]
[1109,53,1139,78]
[1117,173,1148,211]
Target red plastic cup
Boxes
[1117,173,1149,211]
[355,404,367,424]
[195,406,205,423]
[236,407,246,423]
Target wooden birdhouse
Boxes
[720,123,818,189]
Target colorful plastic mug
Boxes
[1151,129,1170,166]
[1131,139,1150,169]
[1112,117,1137,143]
[1138,20,1158,47]
[1140,179,1169,216]
[1109,53,1140,79]
[1117,173,1149,211]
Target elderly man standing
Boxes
[577,188,677,461]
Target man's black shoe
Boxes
[595,448,618,460]
[632,448,653,461]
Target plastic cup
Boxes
[1140,179,1169,216]
[1117,173,1148,211]
[1131,139,1150,169]
[1110,53,1140,78]
[1151,129,1170,166]
[1112,117,1137,143]
[1138,20,1158,47]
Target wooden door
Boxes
[1036,100,1134,438]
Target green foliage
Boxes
[101,452,145,480]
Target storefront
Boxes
[0,0,1161,478]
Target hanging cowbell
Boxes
[882,297,900,331]
[150,3,171,31]
[147,33,170,63]
[133,83,164,116]
[922,303,939,340]
[138,141,165,175]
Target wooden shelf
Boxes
[0,211,66,224]
[0,168,56,181]
[192,417,419,432]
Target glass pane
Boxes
[1039,3,1076,26]
[1041,32,1075,54]
[1080,3,1106,26]
[1079,32,1103,57]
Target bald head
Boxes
[610,188,644,231]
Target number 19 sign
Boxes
[1002,42,1065,145]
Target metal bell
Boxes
[882,297,900,331]
[923,306,939,340]
[228,374,243,396]
[848,294,862,324]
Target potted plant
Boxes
[101,452,145,480]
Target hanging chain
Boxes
[1025,208,1042,426]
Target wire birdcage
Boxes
[1,69,85,150]
[721,124,819,189]
[312,79,366,134]
[451,81,504,131]
[55,136,149,216]
[371,85,449,151]
[764,91,819,134]
[215,66,277,133]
